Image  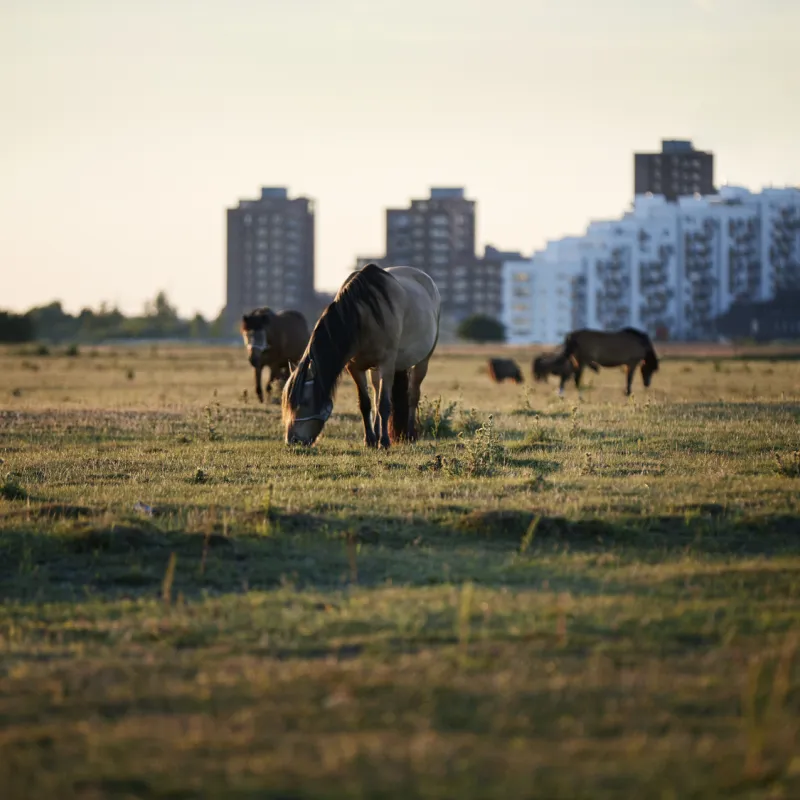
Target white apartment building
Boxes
[502,185,800,343]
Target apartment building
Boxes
[634,140,715,202]
[226,187,315,328]
[384,187,477,319]
[502,185,800,343]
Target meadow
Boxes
[1,342,799,799]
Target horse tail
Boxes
[388,369,410,442]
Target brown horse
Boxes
[282,263,441,448]
[488,358,523,384]
[240,308,309,402]
[561,327,659,395]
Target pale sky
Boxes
[2,0,799,318]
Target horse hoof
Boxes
[379,439,391,450]
[364,436,378,448]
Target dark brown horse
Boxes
[561,327,659,395]
[240,308,309,402]
[488,358,523,384]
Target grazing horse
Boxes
[562,327,659,395]
[241,308,309,402]
[282,263,441,448]
[488,358,523,384]
[532,352,586,395]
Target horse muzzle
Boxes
[248,345,268,368]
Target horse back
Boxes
[567,327,652,367]
[272,310,310,364]
[383,266,441,369]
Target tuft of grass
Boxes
[417,395,459,439]
[446,415,505,477]
[161,552,177,604]
[1,473,28,501]
[774,450,800,478]
[511,386,538,417]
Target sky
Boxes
[2,0,799,319]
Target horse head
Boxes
[282,359,333,446]
[641,351,660,387]
[241,309,277,367]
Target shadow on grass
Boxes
[1,500,799,604]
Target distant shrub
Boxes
[65,344,80,357]
[457,314,505,343]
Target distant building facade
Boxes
[226,187,315,330]
[384,187,477,320]
[716,291,800,341]
[634,140,715,202]
[358,188,521,323]
[502,186,800,343]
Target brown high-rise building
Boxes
[225,187,315,331]
[384,187,479,319]
[634,140,715,202]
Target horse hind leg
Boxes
[388,369,410,443]
[376,372,394,449]
[406,359,430,442]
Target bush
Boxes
[457,314,505,343]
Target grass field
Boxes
[1,343,799,799]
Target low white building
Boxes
[502,239,584,344]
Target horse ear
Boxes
[287,360,297,372]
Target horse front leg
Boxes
[625,363,636,396]
[254,364,264,403]
[370,369,381,442]
[347,365,377,447]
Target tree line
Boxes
[1,293,508,345]
[0,292,227,344]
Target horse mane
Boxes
[283,264,395,415]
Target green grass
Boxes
[1,343,800,798]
